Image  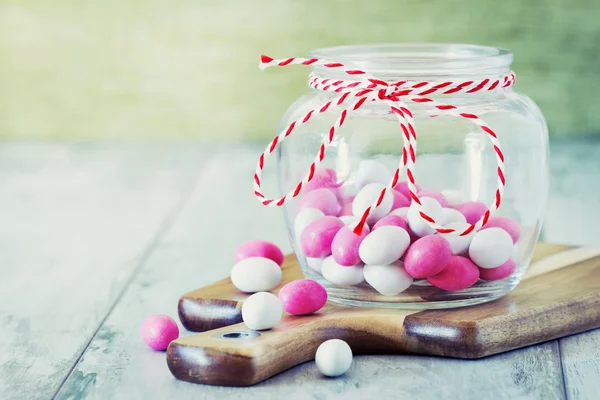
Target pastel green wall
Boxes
[1,0,598,140]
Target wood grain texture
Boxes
[0,143,203,400]
[560,329,600,400]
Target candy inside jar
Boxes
[255,44,548,309]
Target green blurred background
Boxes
[1,0,599,140]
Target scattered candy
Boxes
[418,190,449,207]
[295,208,326,238]
[354,160,392,190]
[306,256,325,273]
[304,167,341,192]
[321,256,364,286]
[441,221,475,255]
[481,216,521,244]
[231,257,282,293]
[331,225,369,266]
[363,261,413,296]
[234,240,284,266]
[441,189,467,207]
[479,258,516,281]
[300,216,345,257]
[427,255,480,291]
[141,314,179,351]
[392,189,411,209]
[394,181,420,200]
[359,225,410,266]
[372,214,408,231]
[443,208,467,224]
[469,227,513,269]
[278,279,327,315]
[407,197,444,237]
[315,339,353,377]
[352,183,393,225]
[455,201,487,225]
[404,235,452,278]
[241,292,283,330]
[296,188,340,216]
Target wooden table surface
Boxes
[1,139,599,400]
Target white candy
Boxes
[294,208,325,238]
[315,339,353,377]
[441,221,475,255]
[441,189,467,207]
[443,207,467,224]
[321,256,364,286]
[231,257,282,293]
[359,226,410,265]
[306,257,324,273]
[241,292,283,331]
[469,227,513,269]
[389,207,410,217]
[407,197,444,237]
[352,183,393,225]
[355,160,392,190]
[339,215,359,226]
[363,261,413,296]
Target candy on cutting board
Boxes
[404,235,452,278]
[469,227,513,269]
[315,339,353,377]
[241,292,283,331]
[363,261,414,296]
[321,256,365,286]
[481,216,521,244]
[230,257,282,293]
[300,216,345,257]
[233,240,284,266]
[479,258,517,281]
[278,279,327,315]
[427,255,480,291]
[306,257,325,273]
[331,225,369,266]
[140,314,179,351]
[359,225,410,266]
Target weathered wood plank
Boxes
[560,329,600,400]
[0,143,204,400]
[55,145,567,400]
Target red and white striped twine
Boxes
[254,54,514,236]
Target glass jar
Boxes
[265,44,548,309]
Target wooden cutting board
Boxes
[166,242,600,386]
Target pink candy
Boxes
[482,216,521,244]
[296,188,340,216]
[455,201,488,224]
[339,201,354,217]
[141,314,179,351]
[404,235,452,278]
[394,181,420,200]
[301,216,345,257]
[392,189,411,209]
[234,240,284,266]
[372,215,408,231]
[418,189,449,207]
[479,258,516,281]
[278,279,327,315]
[331,225,369,266]
[427,255,480,291]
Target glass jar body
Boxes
[275,46,548,309]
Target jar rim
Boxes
[308,43,513,78]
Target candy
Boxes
[354,160,392,190]
[315,339,353,377]
[441,221,475,255]
[441,189,467,207]
[241,292,283,330]
[321,256,364,286]
[394,181,420,200]
[404,235,452,278]
[339,202,354,216]
[469,227,513,269]
[455,201,487,224]
[479,258,516,281]
[331,225,369,266]
[294,208,325,238]
[363,261,414,296]
[418,190,449,207]
[389,207,410,217]
[427,255,480,291]
[278,279,327,315]
[443,208,467,224]
[481,216,521,244]
[392,189,411,209]
[407,197,444,237]
[231,257,282,293]
[296,188,340,216]
[372,214,408,231]
[359,225,410,266]
[339,215,360,227]
[140,314,179,351]
[304,167,341,192]
[306,257,325,273]
[352,183,394,225]
[300,216,345,257]
[234,240,284,266]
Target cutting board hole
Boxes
[211,331,261,340]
